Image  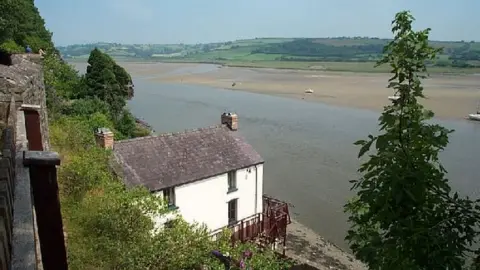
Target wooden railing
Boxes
[211,195,291,254]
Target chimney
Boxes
[95,127,114,149]
[221,112,238,131]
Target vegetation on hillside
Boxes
[0,0,53,53]
[45,48,147,140]
[345,11,480,270]
[5,1,293,269]
[58,37,480,72]
[51,116,289,269]
[47,52,291,268]
[48,51,291,269]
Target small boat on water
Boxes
[467,99,480,121]
[305,88,314,94]
[388,95,400,101]
[468,113,480,121]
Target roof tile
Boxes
[113,125,264,191]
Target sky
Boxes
[35,0,480,46]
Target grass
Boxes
[60,37,480,75]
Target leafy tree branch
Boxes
[345,11,480,270]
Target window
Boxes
[163,187,176,208]
[228,199,237,224]
[227,170,237,192]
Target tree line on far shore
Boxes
[57,38,480,69]
[251,38,480,68]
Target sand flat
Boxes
[120,62,480,120]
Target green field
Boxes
[60,37,480,74]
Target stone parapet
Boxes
[0,50,64,269]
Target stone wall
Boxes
[0,53,52,269]
[0,54,50,150]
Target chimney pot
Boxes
[221,112,238,131]
[95,127,114,149]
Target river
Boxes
[73,62,480,251]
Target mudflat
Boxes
[121,62,480,120]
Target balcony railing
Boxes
[211,195,291,254]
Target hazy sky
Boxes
[35,0,479,46]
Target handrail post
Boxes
[24,151,68,270]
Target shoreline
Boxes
[146,67,479,121]
[135,117,156,133]
[284,219,366,270]
[67,58,480,75]
[170,79,478,122]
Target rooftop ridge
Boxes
[115,124,227,145]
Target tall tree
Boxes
[345,11,480,270]
[85,48,127,116]
[112,58,134,99]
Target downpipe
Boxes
[254,165,258,215]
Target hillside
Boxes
[58,37,480,73]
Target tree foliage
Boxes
[345,11,480,269]
[0,0,53,51]
[85,49,133,100]
[43,47,144,139]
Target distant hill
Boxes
[58,37,480,71]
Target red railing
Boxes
[263,195,291,240]
[212,195,291,247]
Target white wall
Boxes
[153,164,263,232]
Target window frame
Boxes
[227,170,237,193]
[228,198,238,225]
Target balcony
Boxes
[211,195,292,255]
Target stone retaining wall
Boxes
[0,53,52,269]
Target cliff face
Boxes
[0,54,50,150]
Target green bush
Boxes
[133,125,152,138]
[50,116,95,153]
[114,109,137,139]
[61,98,110,117]
[23,35,50,52]
[0,39,23,53]
[59,147,112,200]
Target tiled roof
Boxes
[113,125,264,191]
